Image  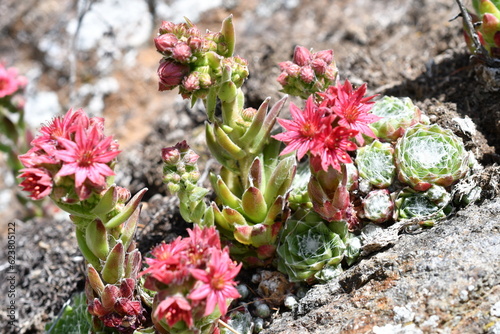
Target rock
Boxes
[263,199,500,333]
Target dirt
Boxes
[1,0,500,333]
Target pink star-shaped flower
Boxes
[320,80,380,145]
[54,125,120,199]
[273,96,326,160]
[311,126,358,172]
[188,250,241,317]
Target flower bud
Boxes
[313,49,334,64]
[154,33,178,53]
[311,58,327,75]
[161,146,181,165]
[182,72,201,92]
[188,36,204,52]
[159,21,175,34]
[300,65,315,84]
[116,186,131,203]
[172,42,192,63]
[277,72,288,86]
[293,46,311,66]
[157,59,190,91]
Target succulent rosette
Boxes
[395,123,470,191]
[394,185,452,224]
[368,96,427,142]
[277,212,346,283]
[361,189,394,224]
[355,140,396,189]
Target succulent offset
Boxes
[361,189,394,223]
[395,123,470,191]
[394,185,452,225]
[368,96,427,142]
[355,140,396,189]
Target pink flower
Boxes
[155,295,193,328]
[0,64,22,98]
[54,125,120,200]
[188,250,241,317]
[311,126,358,172]
[186,225,221,250]
[141,238,190,287]
[273,96,325,160]
[320,80,380,145]
[158,59,190,91]
[18,167,53,200]
[18,147,58,168]
[31,108,88,154]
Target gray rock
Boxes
[263,199,500,333]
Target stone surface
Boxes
[263,199,500,333]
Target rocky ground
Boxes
[1,0,500,333]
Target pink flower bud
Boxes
[161,146,181,165]
[187,26,201,38]
[279,60,293,71]
[154,33,178,53]
[324,64,338,81]
[293,46,311,66]
[174,140,190,152]
[183,150,199,165]
[188,36,204,52]
[277,72,289,86]
[313,49,334,64]
[172,43,192,63]
[157,59,190,91]
[182,72,200,92]
[311,58,327,75]
[300,65,315,84]
[159,21,175,34]
[286,63,301,77]
[116,186,131,203]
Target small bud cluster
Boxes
[140,226,241,333]
[162,140,201,193]
[278,46,338,99]
[155,17,249,101]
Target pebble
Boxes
[491,301,500,317]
